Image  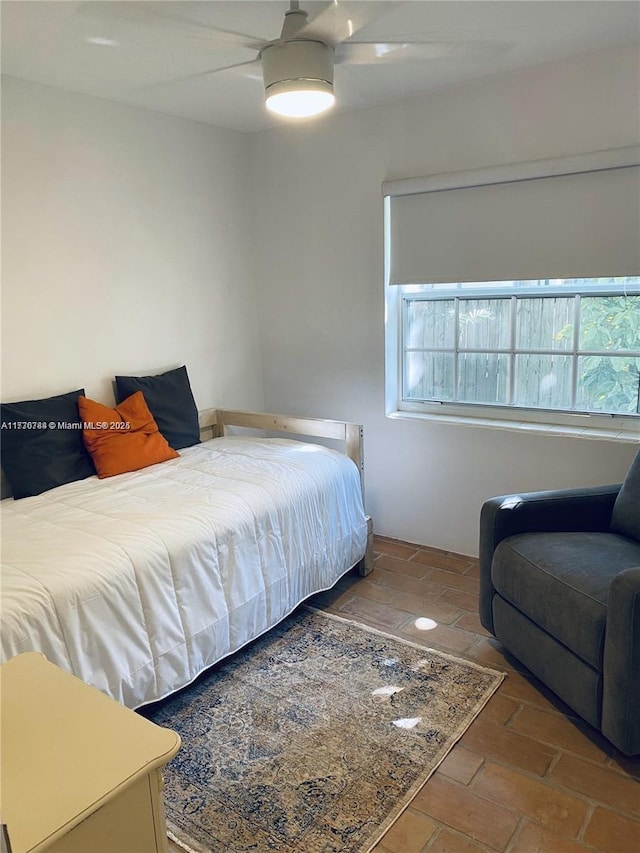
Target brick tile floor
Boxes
[168,535,640,852]
[314,535,640,853]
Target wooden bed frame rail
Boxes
[198,408,373,576]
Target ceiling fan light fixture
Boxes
[265,79,335,118]
[262,39,335,119]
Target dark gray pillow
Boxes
[115,366,200,450]
[1,389,95,499]
[610,450,640,542]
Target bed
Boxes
[0,409,372,709]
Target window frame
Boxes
[398,284,640,422]
[385,286,640,439]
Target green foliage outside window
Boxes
[557,295,640,414]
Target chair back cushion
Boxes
[610,450,640,542]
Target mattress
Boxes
[1,437,368,708]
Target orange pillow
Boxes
[78,391,179,478]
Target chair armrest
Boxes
[479,484,621,633]
[602,566,640,756]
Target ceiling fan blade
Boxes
[299,1,397,45]
[75,1,264,51]
[133,60,261,94]
[336,40,512,65]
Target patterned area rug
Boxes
[146,608,504,853]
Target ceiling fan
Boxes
[79,1,508,119]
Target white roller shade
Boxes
[384,148,640,285]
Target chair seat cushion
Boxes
[492,532,640,670]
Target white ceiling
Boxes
[2,1,639,133]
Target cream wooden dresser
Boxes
[0,653,181,853]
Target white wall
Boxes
[250,45,640,555]
[1,77,264,412]
[4,48,638,555]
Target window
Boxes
[383,147,640,439]
[402,279,640,417]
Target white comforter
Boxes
[1,438,368,708]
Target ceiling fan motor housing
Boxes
[261,39,334,99]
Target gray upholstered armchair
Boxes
[479,451,640,756]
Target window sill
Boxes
[387,410,640,443]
